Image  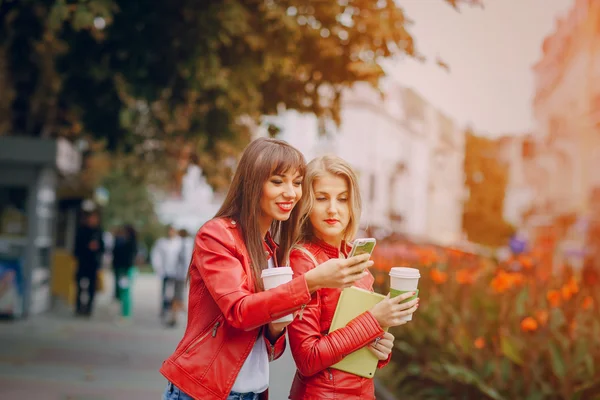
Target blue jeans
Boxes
[163,382,259,400]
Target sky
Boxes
[383,0,574,137]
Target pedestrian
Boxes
[151,225,182,319]
[164,228,194,327]
[287,155,420,399]
[112,224,138,321]
[73,210,105,317]
[159,138,373,400]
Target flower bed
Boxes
[371,244,600,399]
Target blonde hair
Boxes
[294,155,362,249]
[216,137,306,291]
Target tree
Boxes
[100,153,166,253]
[462,130,515,247]
[1,0,482,191]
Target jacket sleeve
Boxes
[377,353,391,369]
[287,249,385,377]
[264,329,287,361]
[195,221,312,331]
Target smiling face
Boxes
[308,172,350,248]
[258,169,303,233]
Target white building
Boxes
[530,0,600,218]
[272,81,466,245]
[496,135,537,227]
[155,164,221,233]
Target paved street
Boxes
[0,272,296,400]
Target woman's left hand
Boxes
[367,331,395,361]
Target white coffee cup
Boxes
[262,267,294,323]
[389,267,420,322]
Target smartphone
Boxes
[348,238,377,259]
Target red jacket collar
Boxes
[305,237,350,259]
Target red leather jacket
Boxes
[160,218,312,400]
[287,239,390,400]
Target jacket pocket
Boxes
[183,316,223,355]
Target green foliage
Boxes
[1,0,480,191]
[100,153,165,251]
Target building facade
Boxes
[530,0,600,218]
[274,81,466,245]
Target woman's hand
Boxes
[304,254,373,292]
[367,332,395,361]
[369,292,419,328]
[266,319,292,342]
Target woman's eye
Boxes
[271,180,283,185]
[293,181,303,186]
[316,197,327,201]
[339,198,348,202]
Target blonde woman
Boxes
[287,155,419,399]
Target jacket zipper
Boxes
[269,342,276,361]
[212,321,221,337]
[298,304,307,320]
[322,332,333,380]
[185,320,221,354]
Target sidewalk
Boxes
[0,272,184,400]
[0,272,297,400]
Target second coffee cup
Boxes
[389,267,420,322]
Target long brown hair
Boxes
[215,137,306,291]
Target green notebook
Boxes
[329,286,387,379]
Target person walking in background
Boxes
[151,225,182,319]
[73,211,105,317]
[112,224,138,321]
[165,228,194,327]
[111,226,124,302]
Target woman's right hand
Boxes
[304,253,373,292]
[370,292,419,328]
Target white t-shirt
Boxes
[230,257,274,394]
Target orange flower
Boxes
[490,271,525,293]
[535,310,549,326]
[521,317,539,332]
[456,268,475,285]
[430,268,448,284]
[560,278,579,301]
[518,256,534,269]
[474,337,485,349]
[491,271,511,293]
[567,277,579,293]
[547,290,561,308]
[582,295,594,310]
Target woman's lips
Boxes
[277,202,293,212]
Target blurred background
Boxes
[1,0,599,399]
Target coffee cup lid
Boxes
[389,267,420,279]
[261,266,293,278]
